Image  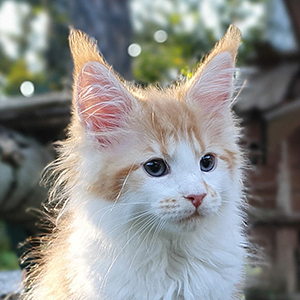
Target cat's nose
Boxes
[185,194,206,208]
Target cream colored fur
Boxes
[23,25,247,300]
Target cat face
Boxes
[86,93,239,233]
[123,141,228,233]
[69,29,241,233]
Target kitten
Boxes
[23,25,246,300]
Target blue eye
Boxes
[200,154,215,172]
[144,159,168,177]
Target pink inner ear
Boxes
[187,52,234,112]
[76,62,133,133]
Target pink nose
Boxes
[185,194,206,208]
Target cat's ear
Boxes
[69,29,136,138]
[185,25,241,112]
[74,61,135,134]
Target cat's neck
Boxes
[59,196,244,299]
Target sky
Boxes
[200,0,265,39]
[266,0,298,52]
[0,1,28,58]
[0,1,48,72]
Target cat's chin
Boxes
[176,212,202,224]
[166,212,204,233]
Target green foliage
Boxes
[132,0,267,84]
[0,1,70,96]
[0,0,269,93]
[3,59,48,95]
[0,46,14,75]
[133,13,210,83]
[0,221,19,270]
[134,43,186,83]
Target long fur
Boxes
[22,25,247,300]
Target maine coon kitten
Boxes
[23,25,246,300]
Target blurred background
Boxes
[0,0,299,299]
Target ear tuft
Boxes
[185,25,241,112]
[69,28,106,82]
[69,29,136,144]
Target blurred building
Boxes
[235,1,300,298]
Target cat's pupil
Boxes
[144,159,168,177]
[200,154,215,172]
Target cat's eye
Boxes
[200,154,215,172]
[143,159,168,177]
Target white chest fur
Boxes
[67,199,245,300]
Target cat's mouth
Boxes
[176,211,201,223]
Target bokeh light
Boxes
[154,30,168,43]
[127,43,142,57]
[20,81,34,97]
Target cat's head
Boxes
[68,26,243,233]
